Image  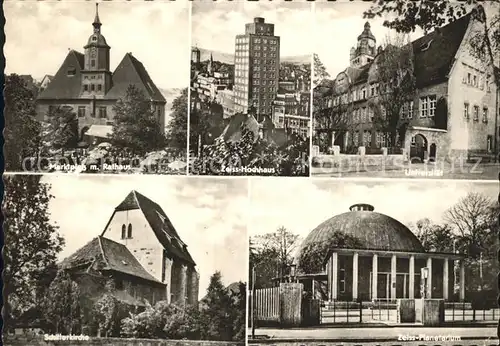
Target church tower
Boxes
[350,22,377,68]
[81,3,112,98]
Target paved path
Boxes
[249,326,497,342]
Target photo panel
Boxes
[3,174,248,342]
[4,1,190,175]
[189,0,313,177]
[248,177,498,343]
[312,0,500,180]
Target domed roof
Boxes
[86,33,109,47]
[358,22,376,41]
[301,204,424,253]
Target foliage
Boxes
[44,105,79,153]
[110,85,167,156]
[371,34,416,147]
[121,303,159,339]
[298,231,363,274]
[364,0,500,83]
[44,270,82,334]
[4,74,43,171]
[93,292,131,337]
[228,282,246,342]
[3,175,64,329]
[412,218,455,252]
[163,305,203,340]
[165,88,188,155]
[189,96,225,155]
[250,227,300,289]
[313,53,330,87]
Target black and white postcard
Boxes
[312,1,500,179]
[189,0,312,176]
[4,1,190,174]
[248,178,498,343]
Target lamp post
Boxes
[289,264,297,283]
[421,267,429,299]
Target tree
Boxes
[93,289,130,337]
[4,74,43,171]
[364,0,500,83]
[189,94,225,156]
[313,54,330,87]
[250,227,300,288]
[3,175,64,330]
[165,88,188,155]
[228,282,246,342]
[163,304,203,340]
[44,270,82,334]
[110,85,167,156]
[45,106,79,154]
[298,231,363,274]
[200,272,233,341]
[371,34,416,147]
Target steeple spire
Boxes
[93,3,102,33]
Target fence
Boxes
[445,301,500,322]
[253,287,280,323]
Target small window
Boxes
[121,224,126,239]
[91,84,95,92]
[78,106,86,118]
[483,107,488,123]
[91,59,96,68]
[464,103,469,119]
[473,105,479,121]
[127,223,132,238]
[98,107,107,119]
[92,36,97,42]
[97,84,102,92]
[67,67,76,76]
[84,84,89,92]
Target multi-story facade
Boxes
[314,6,498,162]
[36,4,166,142]
[272,92,310,138]
[233,17,280,117]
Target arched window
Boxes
[121,224,126,239]
[127,223,132,238]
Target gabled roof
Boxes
[37,50,85,100]
[60,236,162,283]
[105,53,166,103]
[109,190,196,265]
[37,51,166,103]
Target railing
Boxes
[445,301,500,322]
[320,300,363,324]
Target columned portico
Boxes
[426,257,433,298]
[390,255,397,299]
[443,259,449,300]
[460,260,465,301]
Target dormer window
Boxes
[92,36,97,42]
[67,67,76,76]
[127,223,132,238]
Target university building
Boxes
[62,190,199,307]
[314,6,498,162]
[297,204,465,302]
[36,4,166,144]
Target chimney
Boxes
[349,203,375,212]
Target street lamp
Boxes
[289,264,297,283]
[421,267,429,298]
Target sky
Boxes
[249,178,498,248]
[41,175,248,299]
[192,0,313,58]
[4,0,189,90]
[313,1,499,78]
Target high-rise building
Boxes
[233,17,280,118]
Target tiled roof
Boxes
[37,51,165,103]
[60,236,162,283]
[111,190,196,265]
[105,53,166,102]
[37,50,85,100]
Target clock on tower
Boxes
[90,47,97,58]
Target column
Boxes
[352,253,359,301]
[409,255,415,299]
[460,260,465,301]
[372,254,378,300]
[426,257,433,299]
[443,259,449,300]
[390,255,397,299]
[331,252,338,300]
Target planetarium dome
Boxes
[300,203,424,253]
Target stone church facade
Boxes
[63,190,199,308]
[314,6,498,162]
[36,4,166,143]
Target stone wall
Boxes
[4,336,243,346]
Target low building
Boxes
[297,203,465,302]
